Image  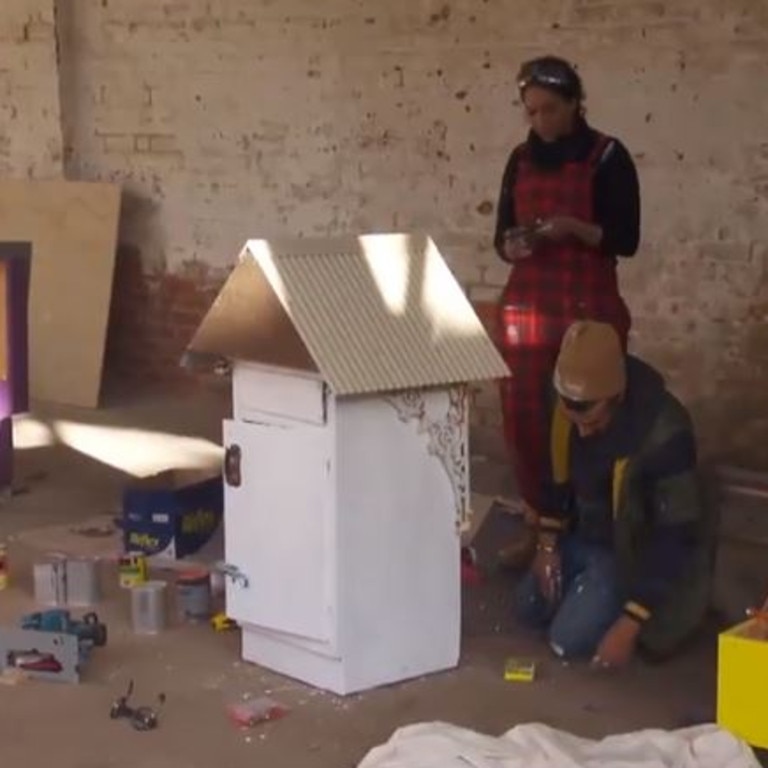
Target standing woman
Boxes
[494,55,641,553]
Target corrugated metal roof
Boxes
[192,233,509,396]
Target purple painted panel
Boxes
[0,243,31,415]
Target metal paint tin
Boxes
[175,569,212,623]
[65,558,100,606]
[33,560,67,606]
[118,552,147,589]
[130,580,168,634]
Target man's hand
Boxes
[593,615,641,669]
[531,541,562,606]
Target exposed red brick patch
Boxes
[103,247,225,394]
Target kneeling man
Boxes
[516,320,716,668]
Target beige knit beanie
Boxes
[553,320,626,402]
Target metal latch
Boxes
[216,562,249,589]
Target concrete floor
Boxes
[0,389,736,768]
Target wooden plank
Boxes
[0,181,120,407]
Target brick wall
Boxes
[0,0,62,177]
[48,1,768,462]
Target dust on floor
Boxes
[0,391,723,768]
[0,581,719,768]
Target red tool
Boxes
[461,546,482,587]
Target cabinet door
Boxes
[222,418,334,643]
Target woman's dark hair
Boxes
[517,56,584,102]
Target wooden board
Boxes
[0,181,120,407]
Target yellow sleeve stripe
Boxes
[550,401,571,484]
[612,457,629,519]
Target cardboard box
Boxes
[121,470,223,559]
[717,618,768,749]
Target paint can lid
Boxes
[178,568,210,585]
[131,580,167,592]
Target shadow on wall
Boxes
[103,190,228,395]
[718,311,768,470]
[641,296,768,472]
[622,239,768,471]
[689,396,768,472]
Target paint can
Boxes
[119,552,147,589]
[175,569,212,623]
[65,558,100,606]
[130,580,167,635]
[0,544,7,591]
[33,559,67,606]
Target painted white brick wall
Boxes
[0,0,62,178]
[4,0,768,460]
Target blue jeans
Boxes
[515,535,625,659]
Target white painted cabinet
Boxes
[221,365,466,694]
[185,234,509,695]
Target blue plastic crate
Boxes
[121,470,223,559]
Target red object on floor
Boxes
[461,547,482,586]
[227,697,289,728]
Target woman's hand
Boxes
[540,216,603,247]
[538,216,578,241]
[502,229,534,261]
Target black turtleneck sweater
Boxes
[493,120,641,260]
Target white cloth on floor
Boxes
[357,721,760,768]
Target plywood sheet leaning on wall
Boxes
[0,180,120,408]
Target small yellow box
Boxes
[504,658,536,682]
[717,618,768,749]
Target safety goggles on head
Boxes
[517,61,575,93]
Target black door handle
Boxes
[224,444,242,488]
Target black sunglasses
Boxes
[559,395,599,414]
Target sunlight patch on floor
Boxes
[53,421,223,477]
[13,415,223,477]
[13,415,55,450]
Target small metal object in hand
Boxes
[506,221,550,241]
[504,225,534,246]
[503,222,550,260]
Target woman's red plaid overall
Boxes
[498,134,631,515]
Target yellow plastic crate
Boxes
[717,618,768,749]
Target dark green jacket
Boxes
[541,358,717,655]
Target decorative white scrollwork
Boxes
[384,387,470,530]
